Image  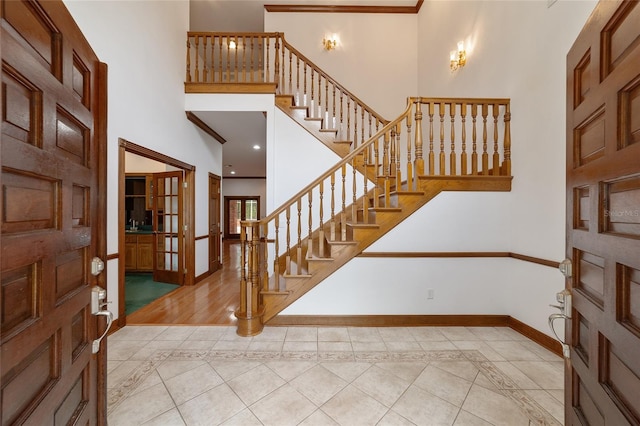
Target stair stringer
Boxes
[261,175,512,323]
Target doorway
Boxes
[224,196,260,239]
[118,140,196,325]
[209,174,222,273]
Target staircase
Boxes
[184,32,513,336]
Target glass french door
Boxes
[153,171,184,284]
[225,196,259,239]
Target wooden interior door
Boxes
[224,196,259,239]
[209,173,221,273]
[153,171,183,285]
[1,0,107,423]
[566,1,640,424]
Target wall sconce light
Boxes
[323,34,338,51]
[450,41,466,72]
[229,38,237,49]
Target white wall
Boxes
[265,12,418,119]
[64,0,223,319]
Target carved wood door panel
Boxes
[566,0,640,424]
[1,0,107,424]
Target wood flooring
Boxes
[126,240,241,325]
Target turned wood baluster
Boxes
[492,103,500,176]
[338,90,344,139]
[226,36,231,82]
[249,222,260,319]
[439,102,446,175]
[287,50,293,95]
[261,222,269,291]
[186,38,191,82]
[260,36,265,84]
[242,36,247,82]
[504,103,511,176]
[330,172,336,241]
[285,206,291,275]
[250,36,255,83]
[395,123,402,188]
[194,36,200,82]
[317,73,322,120]
[414,101,425,176]
[218,36,223,82]
[450,103,457,175]
[296,199,302,275]
[303,64,307,106]
[471,103,478,175]
[295,56,300,104]
[239,223,247,314]
[202,36,208,83]
[374,138,381,208]
[384,132,391,205]
[461,103,467,175]
[482,104,489,174]
[351,160,357,225]
[341,165,347,241]
[362,149,369,224]
[353,103,358,149]
[346,97,351,147]
[360,108,365,147]
[332,85,336,131]
[310,69,315,118]
[318,181,325,257]
[406,110,413,191]
[234,36,239,83]
[307,190,313,259]
[324,79,329,129]
[274,215,280,288]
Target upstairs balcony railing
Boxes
[235,97,511,334]
[186,32,388,148]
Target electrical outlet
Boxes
[427,288,435,299]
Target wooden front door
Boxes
[566,0,640,424]
[1,0,107,424]
[224,196,259,239]
[209,173,221,273]
[153,171,184,285]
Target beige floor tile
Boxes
[461,384,530,426]
[378,327,416,342]
[298,409,340,425]
[352,341,388,352]
[289,364,348,406]
[130,340,183,360]
[108,360,145,389]
[108,340,149,361]
[187,326,228,341]
[318,341,353,352]
[453,409,493,425]
[209,359,263,381]
[485,341,543,361]
[265,360,316,381]
[220,408,263,425]
[352,365,412,407]
[177,383,246,426]
[473,371,500,391]
[518,340,563,361]
[321,361,372,382]
[409,327,448,341]
[142,408,186,426]
[321,385,389,426]
[375,361,427,382]
[283,341,318,352]
[156,360,206,381]
[348,327,383,342]
[164,363,224,405]
[452,341,506,361]
[377,410,416,425]
[419,340,458,351]
[250,384,317,426]
[491,362,541,390]
[440,327,480,341]
[109,326,168,341]
[318,327,350,342]
[155,326,198,341]
[391,385,459,425]
[525,390,565,423]
[131,371,163,396]
[430,360,479,382]
[107,359,122,374]
[285,327,318,341]
[213,339,252,351]
[252,326,288,341]
[385,341,423,352]
[467,327,512,341]
[108,382,176,426]
[178,340,216,350]
[227,364,286,405]
[247,340,284,352]
[510,361,564,390]
[547,388,565,403]
[413,365,473,407]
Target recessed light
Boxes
[230,170,236,175]
[253,145,261,150]
[225,164,233,168]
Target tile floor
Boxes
[107,326,565,426]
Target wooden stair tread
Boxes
[261,290,293,296]
[319,128,338,133]
[347,222,380,229]
[327,240,358,245]
[369,207,402,212]
[283,273,313,278]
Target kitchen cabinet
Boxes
[125,233,154,271]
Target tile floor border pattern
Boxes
[107,347,561,425]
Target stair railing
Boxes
[186,32,388,149]
[236,97,512,335]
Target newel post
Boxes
[414,101,425,176]
[236,220,265,336]
[503,102,511,176]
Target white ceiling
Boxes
[187,0,417,178]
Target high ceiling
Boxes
[187,0,417,178]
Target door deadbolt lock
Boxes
[91,257,105,276]
[559,258,572,278]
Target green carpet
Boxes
[125,273,179,315]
